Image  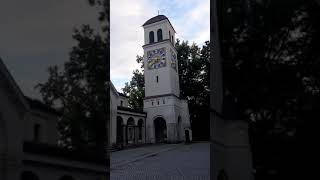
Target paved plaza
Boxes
[111,142,209,180]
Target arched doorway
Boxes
[116,116,124,144]
[127,117,135,144]
[177,116,182,141]
[154,117,167,143]
[138,119,144,142]
[185,130,190,143]
[21,171,39,180]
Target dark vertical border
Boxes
[105,0,111,179]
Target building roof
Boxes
[0,57,30,111]
[1,57,61,116]
[142,15,176,32]
[143,15,168,26]
[118,92,129,98]
[25,96,62,116]
[117,106,147,115]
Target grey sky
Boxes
[110,0,210,92]
[0,0,101,100]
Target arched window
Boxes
[149,31,154,43]
[157,29,163,41]
[169,31,171,42]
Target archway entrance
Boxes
[177,116,182,141]
[116,116,123,144]
[154,117,167,143]
[138,119,144,143]
[185,130,190,143]
[127,117,135,144]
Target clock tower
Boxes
[142,15,192,144]
[142,15,179,97]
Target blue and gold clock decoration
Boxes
[147,48,166,69]
[170,49,177,71]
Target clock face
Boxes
[147,48,166,70]
[170,49,177,71]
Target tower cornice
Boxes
[142,39,177,54]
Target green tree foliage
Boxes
[123,41,210,140]
[176,40,210,140]
[122,56,145,111]
[217,0,320,178]
[87,0,109,32]
[36,25,108,157]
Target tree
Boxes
[217,0,320,178]
[176,40,210,140]
[36,25,108,157]
[122,56,145,111]
[123,40,211,140]
[87,0,109,33]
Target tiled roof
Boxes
[143,15,168,26]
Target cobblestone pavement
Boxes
[111,142,209,180]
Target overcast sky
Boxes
[0,0,209,100]
[110,0,210,92]
[0,0,100,100]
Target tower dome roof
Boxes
[143,15,168,26]
[142,15,176,32]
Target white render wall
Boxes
[142,16,191,143]
[144,95,191,143]
[143,19,175,45]
[110,86,118,144]
[23,111,59,145]
[118,96,129,107]
[143,41,180,97]
[109,83,146,145]
[0,78,107,180]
